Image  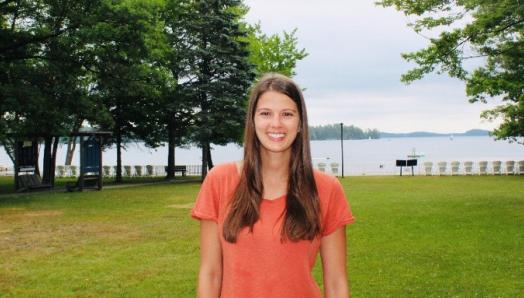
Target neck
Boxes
[260,150,291,178]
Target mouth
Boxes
[267,132,285,141]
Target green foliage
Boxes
[377,0,524,143]
[166,0,255,176]
[309,124,380,140]
[0,0,308,179]
[244,23,308,78]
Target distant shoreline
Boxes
[379,129,490,138]
[310,129,491,141]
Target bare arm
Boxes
[197,220,222,298]
[320,227,350,298]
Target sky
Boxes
[244,0,501,133]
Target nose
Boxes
[270,114,283,128]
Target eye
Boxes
[282,111,295,118]
[258,111,271,117]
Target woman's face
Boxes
[254,90,300,156]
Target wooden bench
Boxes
[164,165,187,177]
[175,165,187,176]
[17,174,52,192]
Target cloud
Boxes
[244,0,500,133]
[305,81,501,133]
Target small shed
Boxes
[67,131,111,191]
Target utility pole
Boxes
[340,123,344,178]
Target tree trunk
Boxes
[201,142,209,181]
[206,144,214,169]
[50,137,59,186]
[116,130,122,183]
[65,136,77,165]
[42,137,52,183]
[166,121,176,179]
[33,140,40,176]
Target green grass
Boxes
[0,175,522,297]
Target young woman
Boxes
[192,73,355,298]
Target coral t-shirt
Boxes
[191,162,355,298]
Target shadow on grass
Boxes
[0,175,202,198]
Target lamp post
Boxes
[340,123,344,178]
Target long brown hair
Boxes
[223,73,321,243]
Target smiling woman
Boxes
[191,73,355,298]
[254,90,301,155]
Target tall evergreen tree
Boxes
[175,0,255,179]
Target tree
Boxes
[245,23,308,78]
[0,0,110,184]
[161,0,200,179]
[88,0,172,182]
[175,0,255,180]
[377,0,524,143]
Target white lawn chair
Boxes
[492,161,502,175]
[423,162,433,176]
[450,161,460,176]
[317,162,327,172]
[146,165,154,176]
[103,165,111,177]
[464,161,473,175]
[155,165,165,176]
[330,163,339,176]
[478,161,488,175]
[505,161,515,175]
[437,161,447,175]
[70,165,78,177]
[56,165,65,178]
[134,165,143,177]
[123,165,132,177]
[518,160,524,175]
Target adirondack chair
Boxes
[518,160,524,175]
[103,165,111,177]
[450,161,460,176]
[123,166,132,177]
[437,161,447,175]
[330,162,339,175]
[146,165,154,176]
[317,162,327,172]
[505,161,515,175]
[492,161,502,175]
[134,165,143,177]
[56,165,65,178]
[423,162,433,176]
[463,161,473,175]
[478,161,488,175]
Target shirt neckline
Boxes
[231,162,287,202]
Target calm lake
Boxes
[1,136,523,176]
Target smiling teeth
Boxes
[268,133,285,138]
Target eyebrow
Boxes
[255,108,298,113]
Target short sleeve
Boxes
[321,178,355,237]
[191,170,220,222]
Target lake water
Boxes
[1,136,523,176]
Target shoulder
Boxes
[206,162,238,179]
[313,170,344,203]
[313,169,340,189]
[203,161,241,187]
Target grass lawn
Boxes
[0,175,522,297]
